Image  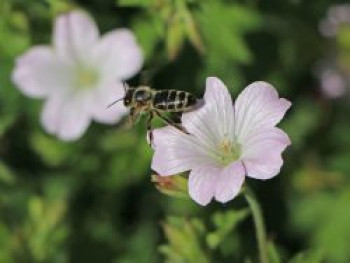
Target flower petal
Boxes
[188,166,219,206]
[90,81,128,124]
[92,29,143,81]
[151,127,217,176]
[54,11,99,63]
[242,128,291,180]
[234,81,291,143]
[215,161,245,203]
[182,77,235,149]
[12,46,73,98]
[41,92,91,141]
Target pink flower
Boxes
[12,10,143,141]
[320,67,347,98]
[151,77,291,206]
[319,4,350,38]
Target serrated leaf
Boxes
[206,209,249,249]
[161,216,209,263]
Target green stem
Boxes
[244,187,268,263]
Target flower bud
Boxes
[151,174,189,199]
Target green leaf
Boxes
[0,161,16,185]
[132,15,164,60]
[268,241,282,263]
[30,132,75,167]
[291,188,350,262]
[117,224,158,263]
[0,7,29,57]
[117,0,153,7]
[166,13,186,60]
[206,209,249,249]
[161,216,210,263]
[195,1,260,64]
[289,250,323,263]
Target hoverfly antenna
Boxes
[107,97,124,108]
[107,82,129,108]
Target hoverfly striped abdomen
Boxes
[153,90,197,112]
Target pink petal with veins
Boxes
[151,127,217,176]
[188,166,218,206]
[234,81,291,143]
[215,161,245,203]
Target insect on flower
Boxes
[150,77,292,206]
[108,83,198,144]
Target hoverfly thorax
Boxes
[134,86,153,103]
[123,86,153,107]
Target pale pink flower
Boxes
[151,77,291,206]
[12,10,143,141]
[320,67,347,98]
[319,4,350,38]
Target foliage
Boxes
[1,0,350,262]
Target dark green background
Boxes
[1,0,350,262]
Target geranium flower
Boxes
[319,4,350,38]
[12,10,143,141]
[151,77,291,205]
[319,66,347,98]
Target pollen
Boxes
[76,68,98,89]
[217,137,241,165]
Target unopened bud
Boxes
[151,174,189,199]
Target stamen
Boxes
[76,68,98,89]
[216,137,241,165]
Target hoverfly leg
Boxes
[154,111,189,135]
[146,111,155,147]
[126,107,138,129]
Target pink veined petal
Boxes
[54,10,99,64]
[234,81,291,144]
[92,29,143,81]
[90,81,128,124]
[241,127,291,180]
[182,77,235,150]
[41,91,91,141]
[214,161,245,203]
[188,166,219,206]
[151,127,217,176]
[12,46,73,98]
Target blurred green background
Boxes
[1,0,350,262]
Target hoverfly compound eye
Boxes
[124,98,130,106]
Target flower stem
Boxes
[244,187,268,263]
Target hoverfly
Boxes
[108,83,198,144]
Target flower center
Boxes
[75,68,98,89]
[216,138,241,166]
